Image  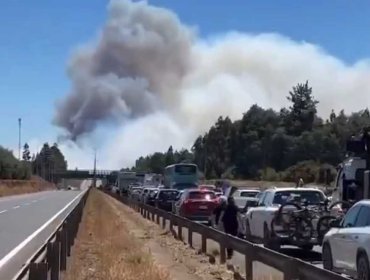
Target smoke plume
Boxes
[54,0,370,168]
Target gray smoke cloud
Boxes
[54,0,193,139]
[53,0,370,169]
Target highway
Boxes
[0,183,88,279]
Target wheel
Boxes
[263,223,280,251]
[357,253,370,280]
[317,215,337,244]
[322,243,333,271]
[300,244,314,251]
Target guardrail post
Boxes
[29,263,48,280]
[245,253,253,280]
[58,225,68,270]
[201,233,207,253]
[156,212,160,224]
[50,242,61,280]
[188,228,193,247]
[283,259,299,280]
[220,243,226,264]
[162,217,166,229]
[178,225,183,241]
[151,211,155,221]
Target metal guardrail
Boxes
[110,193,349,280]
[12,189,90,280]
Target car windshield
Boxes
[188,191,216,200]
[240,191,259,197]
[158,190,178,200]
[273,190,325,205]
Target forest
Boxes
[132,81,370,183]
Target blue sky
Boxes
[1,0,370,155]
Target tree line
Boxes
[132,81,370,183]
[0,142,67,181]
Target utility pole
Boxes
[18,118,22,160]
[93,149,97,188]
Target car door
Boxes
[175,191,186,215]
[330,204,361,270]
[250,191,269,238]
[341,205,370,271]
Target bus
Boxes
[116,171,137,195]
[164,163,199,190]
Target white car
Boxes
[242,187,327,250]
[323,200,370,279]
[232,189,260,210]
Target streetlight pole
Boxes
[18,118,22,160]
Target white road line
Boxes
[13,206,20,209]
[0,190,87,269]
[0,210,7,214]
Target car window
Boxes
[354,206,370,227]
[272,190,324,205]
[188,191,215,200]
[158,191,178,200]
[258,192,267,206]
[341,205,361,228]
[240,191,259,197]
[264,191,275,206]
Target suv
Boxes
[155,189,179,211]
[242,187,327,250]
[173,189,218,223]
[323,200,370,279]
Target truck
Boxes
[116,171,138,195]
[332,127,370,204]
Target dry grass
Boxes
[0,176,55,197]
[64,189,169,280]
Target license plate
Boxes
[199,205,208,210]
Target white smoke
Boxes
[55,0,370,169]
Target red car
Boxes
[173,189,218,223]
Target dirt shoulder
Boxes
[0,176,55,197]
[64,189,234,280]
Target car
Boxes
[322,200,370,279]
[242,187,327,250]
[140,187,158,203]
[173,189,218,223]
[145,189,159,205]
[129,187,142,201]
[232,189,260,210]
[155,189,179,211]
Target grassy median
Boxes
[64,189,169,280]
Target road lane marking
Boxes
[0,210,7,214]
[0,189,87,269]
[13,206,20,209]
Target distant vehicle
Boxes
[199,184,216,191]
[135,172,145,184]
[129,187,142,201]
[173,189,218,223]
[144,173,163,187]
[232,189,260,210]
[141,187,158,203]
[145,189,159,206]
[164,163,199,190]
[117,171,138,195]
[155,189,179,211]
[323,200,370,278]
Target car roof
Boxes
[353,200,370,207]
[267,187,323,192]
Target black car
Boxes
[155,189,179,211]
[146,189,159,206]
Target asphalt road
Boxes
[0,184,87,279]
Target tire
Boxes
[300,244,314,251]
[263,223,280,251]
[322,243,333,271]
[357,253,370,280]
